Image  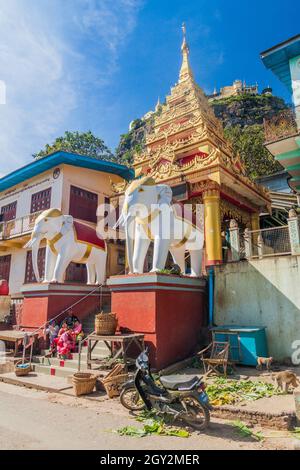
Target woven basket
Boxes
[102,373,128,398]
[71,372,97,397]
[14,360,31,377]
[95,312,117,336]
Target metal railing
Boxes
[0,211,42,240]
[21,284,104,367]
[264,105,300,144]
[248,226,291,258]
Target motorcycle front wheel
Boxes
[180,396,210,431]
[120,387,145,411]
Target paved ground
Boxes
[0,382,295,450]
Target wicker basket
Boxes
[95,312,117,336]
[14,361,31,377]
[71,372,97,397]
[103,373,128,398]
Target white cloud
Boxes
[0,0,142,176]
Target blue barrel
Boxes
[211,325,268,366]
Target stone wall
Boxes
[214,256,300,360]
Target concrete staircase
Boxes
[31,309,111,379]
[31,341,110,378]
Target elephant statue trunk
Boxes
[24,231,44,282]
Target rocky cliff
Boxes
[116,94,288,179]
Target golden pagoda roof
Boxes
[119,25,270,211]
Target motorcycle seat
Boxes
[160,375,200,391]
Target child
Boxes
[44,320,59,356]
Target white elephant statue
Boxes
[116,177,204,277]
[24,208,107,285]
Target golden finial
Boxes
[179,22,193,83]
[181,22,188,53]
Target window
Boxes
[31,188,51,214]
[69,186,98,223]
[24,248,46,283]
[117,251,125,266]
[1,201,17,222]
[0,255,11,282]
[65,262,87,283]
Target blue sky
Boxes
[0,0,299,176]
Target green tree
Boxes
[224,124,282,179]
[33,131,115,162]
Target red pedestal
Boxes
[107,274,207,371]
[20,283,111,330]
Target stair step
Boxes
[32,357,84,369]
[33,364,79,379]
[32,363,103,378]
[41,344,109,356]
[33,349,109,367]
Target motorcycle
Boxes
[120,349,211,431]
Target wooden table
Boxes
[0,330,38,357]
[87,333,145,371]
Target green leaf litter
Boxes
[115,411,190,438]
[206,377,280,406]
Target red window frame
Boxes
[65,262,87,284]
[30,188,52,214]
[1,201,17,222]
[69,185,98,223]
[24,248,46,284]
[0,255,12,282]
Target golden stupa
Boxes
[115,24,270,266]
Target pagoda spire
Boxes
[179,23,194,83]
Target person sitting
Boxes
[56,326,76,359]
[73,320,85,344]
[62,312,79,329]
[58,321,68,337]
[44,320,59,357]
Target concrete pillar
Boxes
[244,228,252,258]
[229,219,240,261]
[288,209,300,255]
[251,212,260,231]
[203,189,222,266]
[257,233,264,259]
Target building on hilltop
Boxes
[207,79,260,101]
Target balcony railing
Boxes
[0,211,42,241]
[264,105,300,144]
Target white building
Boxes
[0,151,132,295]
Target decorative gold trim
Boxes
[126,176,156,196]
[36,208,62,224]
[136,208,160,226]
[79,245,92,263]
[47,232,63,255]
[173,222,192,248]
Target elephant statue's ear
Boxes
[157,185,173,207]
[61,215,74,235]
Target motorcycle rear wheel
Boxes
[120,387,145,411]
[180,396,210,431]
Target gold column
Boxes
[203,188,222,266]
[251,212,260,231]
